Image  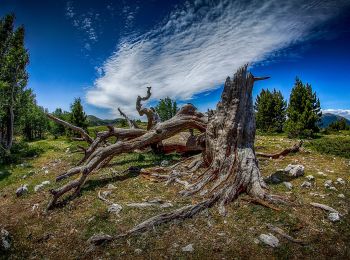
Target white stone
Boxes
[317,172,327,177]
[44,170,49,174]
[329,186,337,191]
[301,181,311,188]
[306,175,315,181]
[338,194,345,199]
[106,184,117,189]
[108,203,122,215]
[181,244,194,252]
[328,212,340,222]
[283,182,293,190]
[258,233,279,248]
[324,180,332,188]
[160,160,169,167]
[1,228,11,251]
[34,181,50,192]
[336,178,345,185]
[16,184,28,197]
[134,248,143,254]
[284,164,304,177]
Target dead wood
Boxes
[46,113,93,143]
[118,108,139,129]
[256,140,303,159]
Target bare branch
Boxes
[118,107,139,129]
[136,87,156,130]
[46,113,93,144]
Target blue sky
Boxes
[1,0,350,119]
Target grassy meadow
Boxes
[0,128,349,259]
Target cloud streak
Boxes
[87,0,349,117]
[323,109,350,120]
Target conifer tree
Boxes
[285,78,322,137]
[69,98,88,131]
[155,97,178,121]
[254,89,286,132]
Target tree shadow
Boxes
[264,170,296,185]
[82,167,141,193]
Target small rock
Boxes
[317,171,327,177]
[134,248,142,255]
[284,164,304,177]
[16,184,28,197]
[108,203,122,215]
[106,184,117,189]
[338,194,345,199]
[335,178,345,185]
[301,181,311,188]
[32,203,39,211]
[44,170,49,174]
[160,160,169,167]
[324,180,332,188]
[34,181,51,192]
[283,182,293,190]
[258,233,279,248]
[306,175,315,181]
[1,228,11,251]
[102,190,112,197]
[182,244,194,252]
[329,186,337,191]
[328,212,340,222]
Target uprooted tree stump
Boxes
[47,65,299,245]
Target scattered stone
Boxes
[44,170,49,174]
[306,175,315,181]
[134,248,143,255]
[317,171,327,177]
[335,178,345,185]
[284,164,304,177]
[160,160,169,167]
[258,233,279,248]
[106,184,117,189]
[32,203,39,211]
[1,228,11,251]
[283,182,293,190]
[34,181,51,192]
[338,194,345,199]
[329,186,337,191]
[101,190,112,197]
[328,212,340,222]
[324,180,333,188]
[301,181,311,188]
[181,244,194,252]
[107,203,122,215]
[16,184,28,197]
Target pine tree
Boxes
[69,98,88,132]
[155,97,178,121]
[255,89,286,132]
[0,14,29,150]
[285,78,322,138]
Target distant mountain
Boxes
[87,115,121,126]
[319,113,350,128]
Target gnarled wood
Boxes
[118,107,139,129]
[256,140,303,159]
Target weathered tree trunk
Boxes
[192,65,270,213]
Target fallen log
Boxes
[256,140,303,159]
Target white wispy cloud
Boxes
[87,0,349,117]
[323,109,350,120]
[65,2,99,51]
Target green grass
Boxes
[0,133,349,259]
[306,134,350,158]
